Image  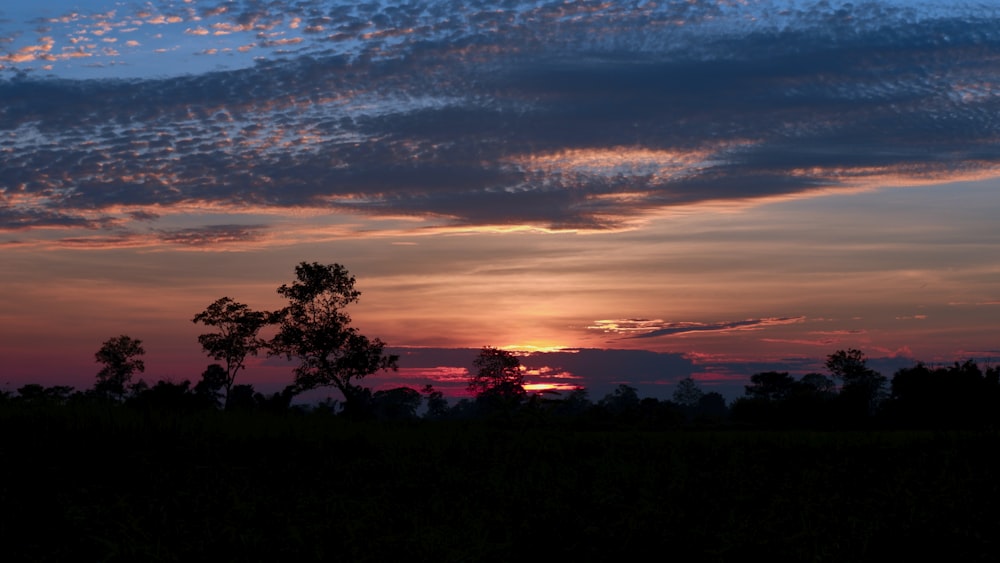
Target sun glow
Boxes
[523,382,581,394]
[500,344,575,354]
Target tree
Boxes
[371,387,423,420]
[468,346,526,402]
[745,371,795,402]
[798,372,836,396]
[599,384,640,417]
[697,392,729,419]
[192,297,268,406]
[826,348,886,416]
[194,364,228,408]
[421,384,449,419]
[268,262,398,410]
[561,387,593,414]
[825,349,870,383]
[94,335,145,401]
[672,377,704,407]
[16,384,74,406]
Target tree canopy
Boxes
[94,335,145,401]
[192,296,267,406]
[468,346,526,402]
[268,262,398,410]
[826,348,886,416]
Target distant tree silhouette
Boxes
[314,396,340,415]
[127,379,211,411]
[468,346,526,406]
[599,384,640,418]
[637,397,684,427]
[556,387,593,417]
[887,360,998,428]
[268,262,399,412]
[15,384,74,406]
[94,335,145,402]
[371,387,422,420]
[798,373,836,396]
[226,384,257,410]
[733,370,840,428]
[672,377,704,407]
[421,384,449,419]
[447,398,479,419]
[253,386,297,414]
[826,348,886,417]
[744,371,796,402]
[696,392,729,420]
[192,297,268,407]
[194,364,228,408]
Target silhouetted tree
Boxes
[15,384,74,406]
[226,384,257,410]
[826,348,886,417]
[637,397,666,425]
[421,384,449,419]
[194,364,228,408]
[599,384,640,418]
[798,372,836,396]
[468,346,526,406]
[745,371,796,402]
[672,377,704,407]
[253,386,297,414]
[127,379,208,411]
[192,297,268,407]
[448,398,479,419]
[314,396,340,415]
[555,387,593,417]
[268,262,399,411]
[371,387,422,420]
[888,360,997,429]
[696,392,729,420]
[94,335,145,402]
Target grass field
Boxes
[2,405,998,561]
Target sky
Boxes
[2,0,1000,402]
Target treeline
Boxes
[6,347,1000,431]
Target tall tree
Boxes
[192,297,268,406]
[268,262,398,410]
[94,335,145,402]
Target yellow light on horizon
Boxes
[499,343,576,354]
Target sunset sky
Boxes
[2,0,999,401]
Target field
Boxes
[2,405,999,561]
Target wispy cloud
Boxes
[155,224,268,247]
[591,317,806,339]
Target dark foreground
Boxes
[2,406,998,562]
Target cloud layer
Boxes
[3,0,1000,243]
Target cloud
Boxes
[591,317,806,339]
[3,1,1000,239]
[155,224,268,246]
[0,205,104,231]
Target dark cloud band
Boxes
[3,1,1000,235]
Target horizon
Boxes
[3,0,999,402]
